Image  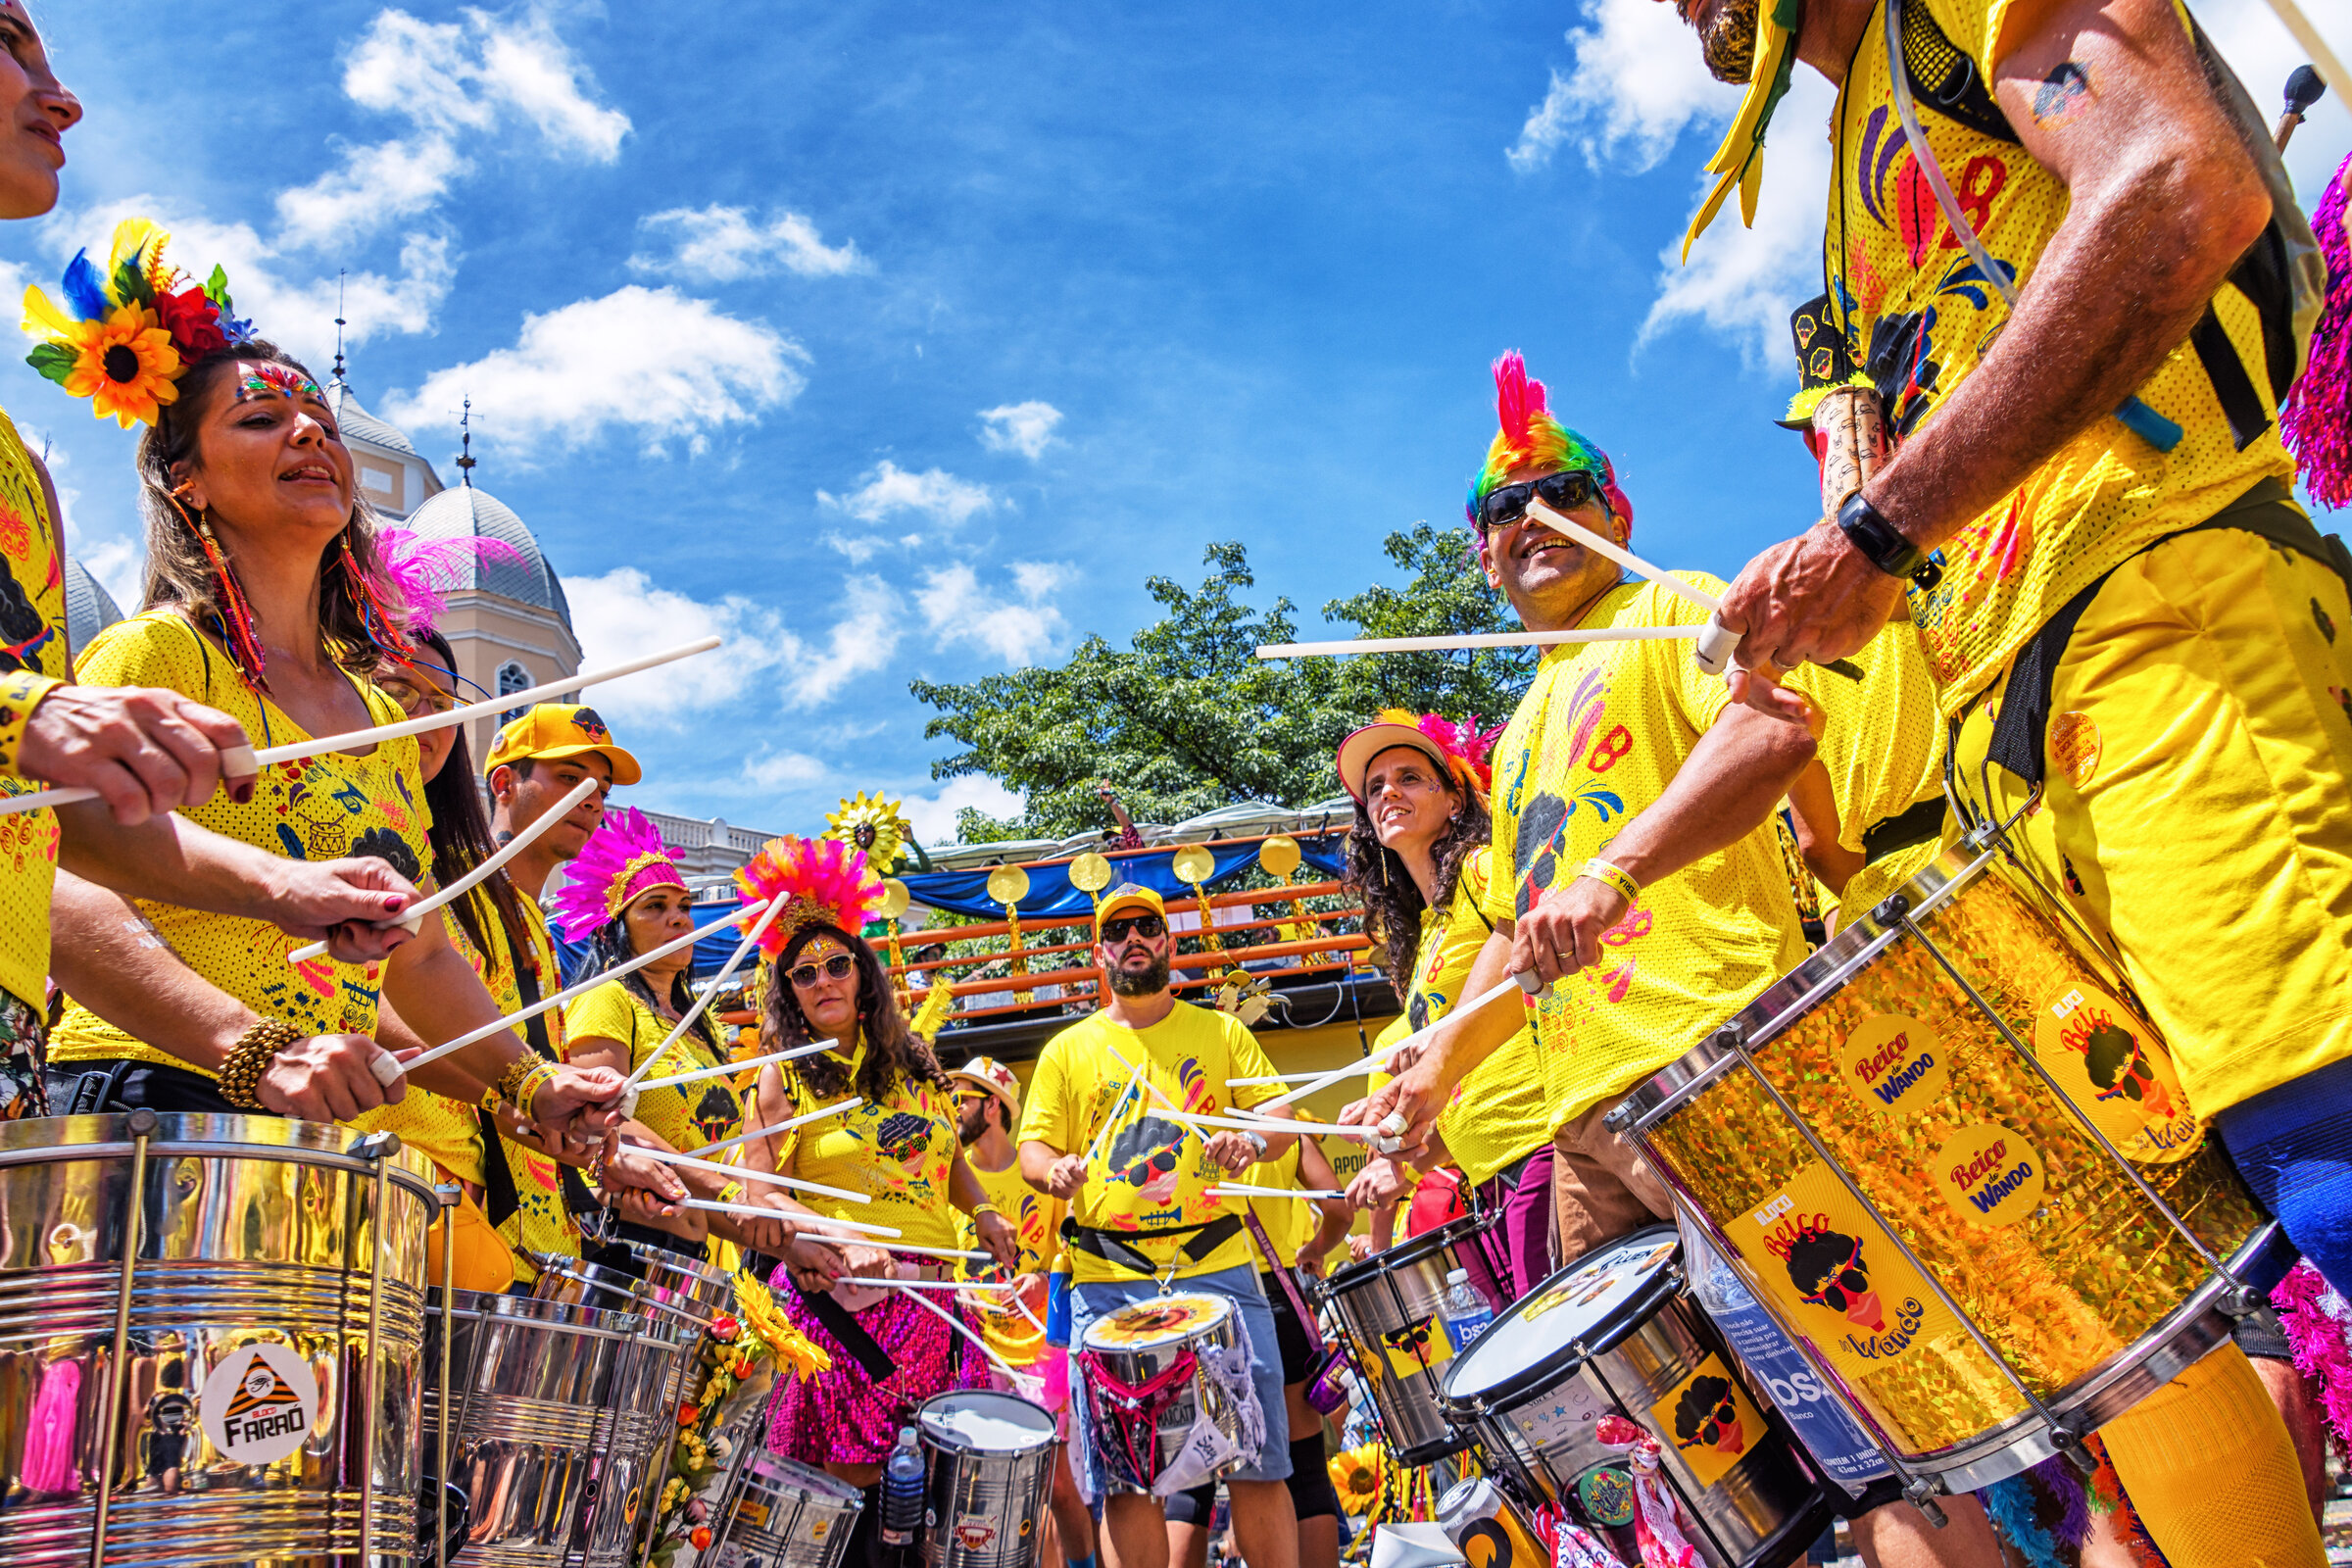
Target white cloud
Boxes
[978,401,1063,461]
[631,205,866,282]
[79,538,143,615]
[821,529,928,564]
[818,461,997,525]
[738,750,827,790]
[563,566,905,723]
[2197,0,2352,206]
[1508,0,1727,173]
[277,6,628,251]
[900,776,1027,847]
[919,560,1070,664]
[382,285,805,455]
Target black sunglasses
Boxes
[1475,468,1603,534]
[786,954,857,988]
[1102,914,1166,943]
[1680,1397,1740,1449]
[1119,1146,1179,1186]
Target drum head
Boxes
[919,1389,1055,1452]
[1083,1292,1231,1351]
[749,1451,867,1502]
[1443,1227,1681,1409]
[1324,1210,1489,1293]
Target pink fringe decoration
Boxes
[2283,154,2352,510]
[551,807,684,941]
[2272,1260,2352,1453]
[375,527,525,635]
[735,834,885,958]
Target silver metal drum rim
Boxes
[1882,1221,2291,1494]
[0,1133,440,1204]
[475,1297,659,1344]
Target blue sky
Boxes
[7,0,2346,844]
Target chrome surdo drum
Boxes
[1078,1293,1254,1495]
[1608,831,2290,1495]
[1318,1211,1505,1465]
[709,1452,863,1568]
[1440,1228,1833,1568]
[916,1390,1055,1568]
[0,1112,436,1567]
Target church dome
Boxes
[64,555,123,652]
[327,380,416,456]
[400,484,573,631]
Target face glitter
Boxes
[235,363,324,404]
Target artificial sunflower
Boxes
[20,219,252,431]
[824,790,913,872]
[1329,1442,1386,1514]
[41,304,180,429]
[737,1272,833,1379]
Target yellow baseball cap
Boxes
[483,703,644,787]
[1096,882,1166,933]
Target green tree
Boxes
[910,526,1534,842]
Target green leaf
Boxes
[24,343,74,386]
[204,265,232,314]
[110,255,152,311]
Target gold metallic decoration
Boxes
[876,879,911,921]
[1170,845,1215,885]
[986,864,1033,1006]
[1069,852,1114,894]
[823,790,914,871]
[877,878,913,1004]
[1257,836,1301,879]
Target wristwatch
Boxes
[1241,1130,1269,1158]
[1837,491,1942,590]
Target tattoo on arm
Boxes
[2032,62,2093,127]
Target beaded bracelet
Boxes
[218,1018,304,1111]
[478,1055,535,1116]
[1579,858,1642,906]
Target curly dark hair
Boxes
[1342,756,1493,1001]
[762,923,948,1106]
[581,907,720,1058]
[1672,1374,1735,1446]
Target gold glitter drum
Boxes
[1602,823,2288,1499]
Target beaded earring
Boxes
[179,498,270,691]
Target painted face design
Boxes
[1788,1228,1885,1334]
[1673,1376,1745,1455]
[235,363,325,404]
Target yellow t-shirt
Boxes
[1408,847,1553,1187]
[772,1038,962,1251]
[1826,0,2298,711]
[0,409,69,1013]
[52,613,439,1088]
[1239,1141,1311,1267]
[1017,999,1282,1284]
[1806,620,1946,858]
[956,1154,1061,1366]
[449,891,581,1274]
[1484,581,1812,1128]
[565,978,743,1154]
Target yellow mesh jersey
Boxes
[1017,1001,1282,1284]
[1416,848,1552,1185]
[1483,580,1811,1127]
[1828,0,2298,710]
[52,613,435,1085]
[956,1155,1060,1365]
[447,891,580,1271]
[564,978,741,1153]
[1806,620,1945,855]
[0,410,69,1013]
[772,1037,961,1250]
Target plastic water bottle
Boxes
[1045,1255,1072,1348]
[881,1427,925,1547]
[1439,1267,1494,1353]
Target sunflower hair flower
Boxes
[21,220,255,429]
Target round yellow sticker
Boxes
[2031,984,2199,1163]
[1837,1014,1948,1119]
[1936,1123,2045,1228]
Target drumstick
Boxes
[676,1197,902,1238]
[881,1243,994,1263]
[629,1146,871,1203]
[286,776,599,962]
[839,1276,1008,1292]
[383,900,770,1079]
[0,636,724,818]
[635,1040,827,1095]
[1257,627,1697,658]
[1166,1109,1370,1140]
[1254,972,1540,1111]
[1226,1069,1353,1087]
[621,895,789,1089]
[688,1098,861,1158]
[1082,1058,1149,1166]
[1212,1184,1348,1200]
[897,1284,1019,1376]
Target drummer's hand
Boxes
[1511,876,1629,989]
[976,1208,1020,1271]
[1348,1234,1375,1262]
[1203,1131,1258,1175]
[257,1032,404,1122]
[21,684,257,822]
[1010,1270,1048,1318]
[1348,1154,1412,1210]
[529,1063,632,1151]
[269,857,423,964]
[1348,1074,1435,1161]
[1385,1037,1426,1074]
[841,1242,896,1280]
[728,1196,801,1256]
[1716,519,1904,722]
[1043,1152,1089,1200]
[597,1139,687,1213]
[786,1235,850,1293]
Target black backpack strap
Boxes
[1860,796,1948,863]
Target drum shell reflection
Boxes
[916,1390,1056,1568]
[1078,1294,1247,1496]
[710,1452,863,1568]
[1318,1213,1502,1466]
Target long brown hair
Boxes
[1343,768,1493,1001]
[763,923,946,1106]
[132,339,400,673]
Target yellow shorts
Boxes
[1950,526,2352,1116]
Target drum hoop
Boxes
[0,1123,442,1203]
[1438,1224,1683,1416]
[1609,837,1992,1136]
[475,1291,662,1344]
[916,1390,1057,1455]
[748,1451,868,1501]
[1322,1209,1494,1297]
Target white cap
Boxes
[1446,1267,1468,1283]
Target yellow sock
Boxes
[2097,1343,2323,1568]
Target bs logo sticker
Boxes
[199,1343,318,1466]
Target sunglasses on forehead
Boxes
[1475,468,1605,535]
[786,953,857,988]
[1101,913,1166,943]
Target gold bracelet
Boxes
[478,1055,536,1116]
[1580,858,1642,906]
[218,1018,303,1111]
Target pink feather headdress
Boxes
[1375,708,1505,797]
[551,807,686,941]
[735,834,886,958]
[374,527,524,636]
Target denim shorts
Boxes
[1071,1263,1293,1485]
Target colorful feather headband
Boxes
[1465,351,1633,531]
[21,218,256,429]
[735,834,885,959]
[550,807,687,941]
[375,528,525,637]
[1379,708,1504,797]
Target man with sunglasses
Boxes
[1018,884,1304,1568]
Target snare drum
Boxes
[1441,1228,1833,1568]
[1609,835,2290,1491]
[1078,1293,1253,1495]
[709,1452,864,1568]
[0,1112,435,1567]
[1318,1213,1503,1464]
[917,1390,1056,1568]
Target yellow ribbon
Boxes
[1682,0,1803,259]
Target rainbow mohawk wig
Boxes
[735,834,886,959]
[1465,351,1632,531]
[551,808,686,941]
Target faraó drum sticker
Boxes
[199,1343,318,1466]
[1651,1352,1765,1489]
[1575,1464,1637,1527]
[1731,1161,1964,1380]
[1379,1315,1452,1376]
[1836,1014,1948,1118]
[2033,985,2198,1162]
[1935,1124,2046,1227]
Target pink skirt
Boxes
[764,1267,989,1467]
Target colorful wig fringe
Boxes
[734,834,885,958]
[2281,153,2352,510]
[1465,352,1632,531]
[550,807,686,941]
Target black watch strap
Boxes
[1838,491,1941,589]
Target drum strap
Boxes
[1239,1208,1326,1354]
[1980,476,2352,793]
[797,1281,897,1381]
[476,955,604,1229]
[1067,1214,1245,1279]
